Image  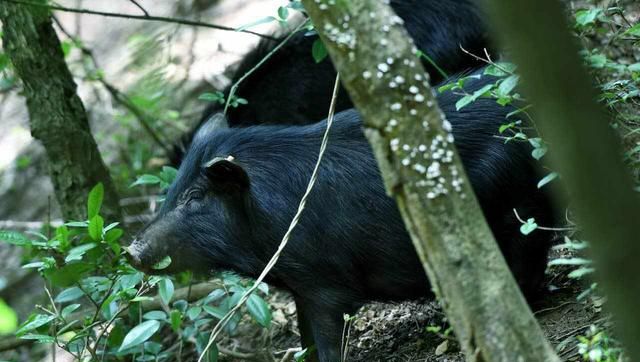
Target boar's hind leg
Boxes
[295,297,353,362]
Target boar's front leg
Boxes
[295,296,353,362]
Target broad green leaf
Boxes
[54,287,84,303]
[16,314,56,336]
[87,183,104,219]
[46,263,93,287]
[152,256,172,270]
[60,304,81,319]
[520,218,538,235]
[497,75,519,96]
[624,23,640,37]
[118,320,160,352]
[575,8,602,26]
[246,294,271,328]
[143,311,167,320]
[203,305,226,320]
[158,278,174,306]
[130,174,161,188]
[88,215,104,241]
[186,306,202,321]
[19,333,55,343]
[312,38,328,63]
[277,6,289,20]
[0,231,32,246]
[0,298,18,334]
[65,243,97,263]
[455,83,494,110]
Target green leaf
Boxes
[46,263,93,287]
[104,227,123,244]
[198,91,225,103]
[236,16,276,32]
[54,287,85,303]
[575,8,602,26]
[158,278,174,306]
[130,174,161,188]
[277,6,289,20]
[246,294,271,328]
[0,298,18,334]
[65,243,97,263]
[624,23,640,37]
[455,83,494,110]
[118,320,160,352]
[186,306,202,321]
[203,305,226,320]
[16,314,56,336]
[548,257,592,266]
[567,267,595,279]
[0,231,32,246]
[159,166,178,185]
[88,215,104,241]
[520,218,538,235]
[143,311,167,320]
[87,183,104,219]
[312,38,328,63]
[537,172,559,189]
[152,256,172,270]
[60,304,81,319]
[170,310,182,332]
[20,333,55,343]
[497,75,519,97]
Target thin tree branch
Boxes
[128,0,149,16]
[1,0,276,40]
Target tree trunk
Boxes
[482,0,640,359]
[301,1,559,361]
[0,2,121,222]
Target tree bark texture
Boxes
[0,1,121,222]
[482,0,640,359]
[301,1,559,361]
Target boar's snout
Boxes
[124,238,156,273]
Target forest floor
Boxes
[211,257,602,362]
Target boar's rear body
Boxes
[131,73,555,362]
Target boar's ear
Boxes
[202,156,249,193]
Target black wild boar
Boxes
[130,74,555,362]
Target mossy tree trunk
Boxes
[0,2,121,222]
[301,1,559,361]
[482,0,640,359]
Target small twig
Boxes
[460,45,513,75]
[128,0,149,16]
[533,301,579,315]
[1,0,275,40]
[218,346,256,359]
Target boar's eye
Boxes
[202,156,249,194]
